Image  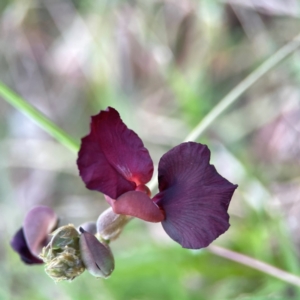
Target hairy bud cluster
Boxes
[40,224,85,282]
[40,221,116,282]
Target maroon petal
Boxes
[23,206,58,256]
[113,191,165,222]
[10,228,43,264]
[154,142,237,249]
[77,107,153,199]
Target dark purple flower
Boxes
[77,107,238,249]
[11,206,58,264]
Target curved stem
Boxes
[208,245,300,287]
[0,82,79,153]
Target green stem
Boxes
[0,82,79,153]
[184,32,300,142]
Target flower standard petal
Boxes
[10,228,43,264]
[77,107,154,199]
[154,142,238,249]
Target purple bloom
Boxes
[11,206,58,264]
[77,107,238,249]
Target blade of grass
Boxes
[0,82,79,153]
[184,32,300,142]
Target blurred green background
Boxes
[1,0,300,299]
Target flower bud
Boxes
[50,225,80,250]
[40,224,85,282]
[43,247,85,281]
[96,208,131,241]
[79,228,114,278]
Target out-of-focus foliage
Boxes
[1,0,300,299]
